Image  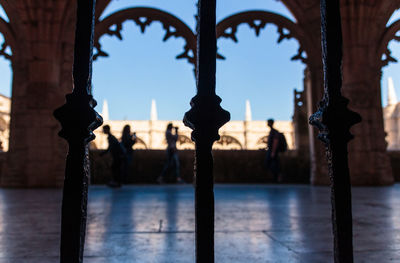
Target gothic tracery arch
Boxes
[94,7,314,68]
[133,137,148,149]
[94,7,196,64]
[216,10,311,65]
[0,16,15,61]
[379,19,400,67]
[214,135,243,150]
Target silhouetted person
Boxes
[158,123,183,184]
[121,124,137,182]
[100,125,126,188]
[264,119,281,182]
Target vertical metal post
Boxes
[310,1,361,262]
[54,1,102,262]
[184,0,230,262]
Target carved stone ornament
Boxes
[94,9,310,69]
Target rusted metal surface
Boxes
[183,0,230,262]
[53,0,102,262]
[309,0,361,262]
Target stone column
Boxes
[299,1,395,186]
[1,1,75,187]
[339,3,394,185]
[341,65,393,185]
[307,65,330,185]
[243,121,249,149]
[293,70,311,153]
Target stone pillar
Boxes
[149,120,154,148]
[300,0,395,186]
[243,121,249,149]
[339,3,394,185]
[1,1,75,187]
[293,70,310,153]
[306,66,330,185]
[341,65,393,185]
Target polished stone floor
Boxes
[0,184,399,262]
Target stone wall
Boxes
[1,150,397,185]
[92,120,295,151]
[89,150,310,184]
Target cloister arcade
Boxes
[0,1,397,187]
[0,1,398,262]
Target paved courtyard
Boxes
[0,184,399,262]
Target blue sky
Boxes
[0,2,399,121]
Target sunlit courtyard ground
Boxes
[0,184,399,262]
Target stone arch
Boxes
[276,0,306,23]
[96,0,113,21]
[94,7,196,64]
[0,14,16,61]
[256,136,268,149]
[214,135,243,150]
[378,19,400,67]
[177,134,195,149]
[133,137,148,150]
[216,10,314,66]
[0,2,18,55]
[90,4,322,183]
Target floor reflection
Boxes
[0,185,399,262]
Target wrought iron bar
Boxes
[184,0,230,262]
[310,1,361,262]
[54,1,102,262]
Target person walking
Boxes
[121,124,137,183]
[100,125,126,187]
[157,123,184,184]
[264,119,284,182]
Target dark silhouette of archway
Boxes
[94,8,315,68]
[94,7,196,64]
[216,10,311,64]
[379,18,400,67]
[0,7,17,61]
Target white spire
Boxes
[150,99,158,121]
[245,100,252,121]
[388,77,398,106]
[102,99,109,121]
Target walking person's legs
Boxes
[122,153,132,183]
[172,153,184,183]
[270,156,281,182]
[109,158,122,187]
[158,150,172,183]
[264,150,281,183]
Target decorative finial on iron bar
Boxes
[183,1,230,262]
[309,0,361,146]
[184,0,230,144]
[55,0,103,143]
[309,0,361,262]
[53,0,102,262]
